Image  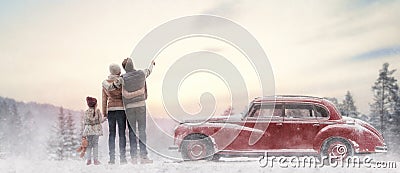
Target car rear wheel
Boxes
[321,138,354,163]
[181,134,215,161]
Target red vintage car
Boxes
[173,95,387,161]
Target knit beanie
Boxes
[109,63,121,75]
[86,96,97,108]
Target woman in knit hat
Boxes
[83,96,105,165]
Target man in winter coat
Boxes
[102,63,144,164]
[121,58,155,164]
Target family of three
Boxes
[82,57,155,165]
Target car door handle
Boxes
[276,122,283,126]
[313,123,320,127]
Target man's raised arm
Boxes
[144,60,155,78]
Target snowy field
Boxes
[1,155,398,173]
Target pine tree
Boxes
[0,101,10,153]
[64,112,80,159]
[78,111,85,136]
[47,107,80,160]
[0,102,6,151]
[391,90,400,139]
[48,107,67,160]
[20,110,37,157]
[0,130,5,159]
[324,97,339,106]
[0,101,25,156]
[342,91,359,118]
[324,97,345,115]
[370,63,399,134]
[9,104,24,155]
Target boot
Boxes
[120,158,128,165]
[86,160,92,165]
[94,160,101,165]
[140,155,153,164]
[108,159,115,165]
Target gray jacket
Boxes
[122,58,151,105]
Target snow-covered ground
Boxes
[1,155,398,173]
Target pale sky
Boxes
[1,0,400,117]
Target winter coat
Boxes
[102,75,124,115]
[121,58,146,105]
[82,108,103,136]
[121,58,153,109]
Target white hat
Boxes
[109,63,121,75]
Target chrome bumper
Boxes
[375,144,387,153]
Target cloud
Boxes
[346,0,383,9]
[201,0,242,17]
[189,0,242,29]
[1,0,400,115]
[351,45,400,61]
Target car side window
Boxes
[314,105,329,118]
[249,104,283,118]
[284,104,314,118]
[248,105,260,117]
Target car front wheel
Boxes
[181,135,215,161]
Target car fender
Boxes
[175,122,261,151]
[313,123,382,153]
[175,125,220,150]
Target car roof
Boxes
[250,95,342,120]
[253,95,325,103]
